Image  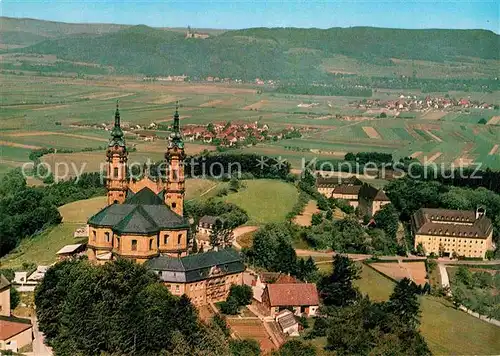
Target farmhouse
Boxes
[412,208,494,259]
[262,283,319,317]
[0,275,33,353]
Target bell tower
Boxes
[106,102,128,205]
[165,103,185,216]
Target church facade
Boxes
[87,103,189,263]
[86,104,245,305]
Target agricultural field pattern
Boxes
[0,73,499,177]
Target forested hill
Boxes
[10,21,500,80]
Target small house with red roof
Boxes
[262,283,319,317]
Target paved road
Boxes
[438,263,450,288]
[32,316,53,356]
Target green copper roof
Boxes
[109,102,126,147]
[88,187,188,234]
[125,187,164,205]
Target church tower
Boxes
[106,102,128,205]
[165,103,185,216]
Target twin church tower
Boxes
[87,103,190,263]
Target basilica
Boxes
[86,104,244,305]
[87,103,189,263]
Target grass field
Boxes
[223,179,299,225]
[354,264,500,355]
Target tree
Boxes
[209,219,234,248]
[35,258,219,356]
[373,204,399,242]
[228,284,253,306]
[230,339,261,356]
[229,176,240,192]
[318,255,360,306]
[416,242,425,256]
[272,340,317,356]
[10,287,20,310]
[386,278,421,329]
[220,296,240,315]
[311,213,323,226]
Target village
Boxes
[352,95,496,112]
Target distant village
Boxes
[353,95,496,112]
[72,120,305,147]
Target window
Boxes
[131,240,137,251]
[116,237,120,249]
[164,234,169,245]
[172,202,177,209]
[149,239,153,250]
[158,271,163,277]
[175,285,180,293]
[105,232,110,243]
[113,167,119,178]
[178,234,182,245]
[92,230,96,241]
[173,169,178,181]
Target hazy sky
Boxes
[1,0,499,33]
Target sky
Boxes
[1,0,499,33]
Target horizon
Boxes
[1,0,498,33]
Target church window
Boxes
[116,237,120,248]
[172,202,177,209]
[178,234,182,245]
[131,240,137,251]
[92,230,96,241]
[105,232,110,243]
[164,234,169,244]
[173,169,178,181]
[113,167,119,178]
[149,239,153,250]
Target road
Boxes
[31,316,53,356]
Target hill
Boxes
[1,17,499,80]
[14,24,499,80]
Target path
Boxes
[32,316,53,356]
[438,263,450,288]
[232,226,259,250]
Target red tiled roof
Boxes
[266,283,319,306]
[0,317,32,341]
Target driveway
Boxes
[32,316,53,356]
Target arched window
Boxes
[172,202,177,209]
[113,167,119,178]
[178,234,182,245]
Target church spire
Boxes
[109,101,125,147]
[173,101,180,133]
[168,101,184,149]
[114,100,121,128]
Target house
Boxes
[358,183,391,217]
[56,243,87,260]
[243,272,298,303]
[262,283,319,317]
[412,207,494,259]
[316,176,362,198]
[0,275,10,317]
[198,215,224,235]
[275,309,299,336]
[331,185,362,208]
[145,248,245,306]
[0,275,33,353]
